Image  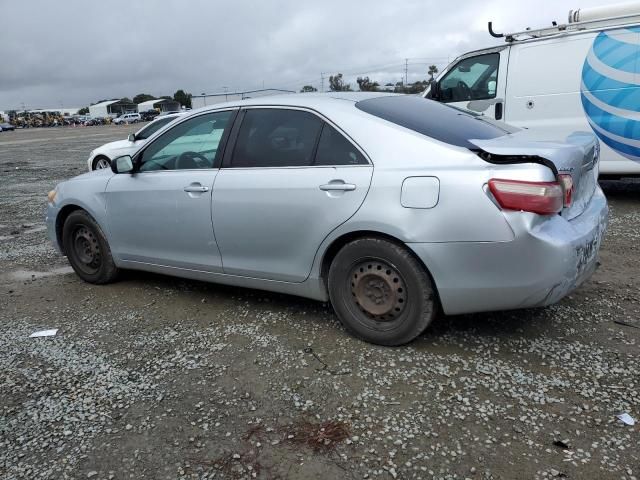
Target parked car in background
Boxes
[113,113,141,125]
[140,110,160,122]
[47,93,607,346]
[83,118,104,126]
[425,2,640,177]
[86,113,182,170]
[0,122,16,132]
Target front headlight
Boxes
[47,189,57,204]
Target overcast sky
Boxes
[0,0,619,110]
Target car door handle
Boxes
[319,182,356,191]
[184,185,209,193]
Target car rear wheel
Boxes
[63,210,119,284]
[92,156,111,170]
[328,237,436,346]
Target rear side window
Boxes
[315,124,367,165]
[355,95,514,149]
[231,109,322,167]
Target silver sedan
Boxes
[46,93,608,345]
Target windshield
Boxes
[355,95,517,148]
[135,117,175,140]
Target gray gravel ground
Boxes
[0,126,639,480]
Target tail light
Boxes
[558,173,574,208]
[488,178,563,215]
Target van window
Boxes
[438,53,500,103]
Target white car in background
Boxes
[112,113,141,125]
[87,113,183,170]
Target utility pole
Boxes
[320,73,325,93]
[404,58,409,87]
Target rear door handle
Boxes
[319,182,356,192]
[184,184,209,193]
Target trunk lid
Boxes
[469,131,599,219]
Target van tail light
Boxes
[558,173,574,208]
[488,178,563,215]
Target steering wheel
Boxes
[456,80,472,100]
[175,151,209,169]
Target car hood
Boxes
[56,167,114,207]
[74,167,114,181]
[98,139,134,151]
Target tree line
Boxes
[301,65,439,94]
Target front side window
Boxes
[230,109,322,167]
[139,111,232,171]
[438,53,499,103]
[314,124,367,165]
[135,117,174,140]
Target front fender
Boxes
[52,170,114,247]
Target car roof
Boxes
[152,112,183,121]
[192,92,396,115]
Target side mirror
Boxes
[128,133,136,142]
[487,80,497,96]
[430,81,440,101]
[112,155,134,174]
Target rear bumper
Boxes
[408,186,608,315]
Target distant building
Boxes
[191,89,295,109]
[137,98,181,113]
[89,100,137,118]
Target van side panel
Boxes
[504,30,640,176]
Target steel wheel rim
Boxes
[349,259,407,323]
[72,226,101,274]
[95,158,110,169]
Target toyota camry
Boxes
[46,93,608,345]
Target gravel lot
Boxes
[1,126,639,480]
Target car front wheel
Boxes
[328,237,436,346]
[62,210,119,284]
[92,156,111,170]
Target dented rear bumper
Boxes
[407,185,608,315]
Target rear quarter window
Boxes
[355,95,516,148]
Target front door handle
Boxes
[184,184,209,193]
[319,182,356,192]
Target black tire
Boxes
[62,210,119,284]
[328,237,436,346]
[92,156,111,170]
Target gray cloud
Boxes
[0,0,613,109]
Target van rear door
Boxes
[430,47,509,120]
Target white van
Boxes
[113,113,141,125]
[425,2,640,177]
